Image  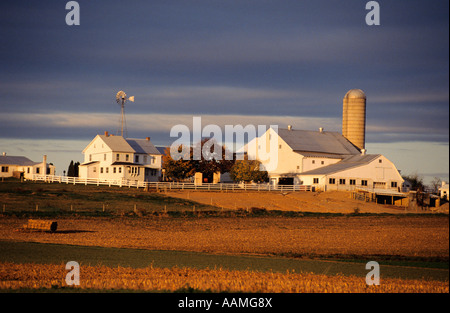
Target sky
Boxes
[0,0,448,184]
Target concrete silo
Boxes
[342,89,366,150]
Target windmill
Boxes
[115,90,135,137]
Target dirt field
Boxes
[165,190,422,214]
[1,215,448,260]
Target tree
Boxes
[402,173,425,191]
[162,145,195,182]
[67,160,75,177]
[429,177,442,194]
[191,138,235,183]
[229,158,269,183]
[74,162,80,177]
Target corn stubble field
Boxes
[1,262,448,293]
[0,180,448,293]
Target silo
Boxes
[342,89,366,150]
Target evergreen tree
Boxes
[67,160,75,177]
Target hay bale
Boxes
[23,219,57,232]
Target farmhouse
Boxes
[79,132,162,183]
[0,153,55,179]
[246,89,404,192]
[439,182,449,200]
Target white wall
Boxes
[300,155,404,191]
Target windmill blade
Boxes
[128,96,135,102]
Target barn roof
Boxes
[277,128,360,156]
[300,154,380,176]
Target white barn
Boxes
[246,126,404,192]
[245,89,404,192]
[0,153,55,179]
[79,132,162,183]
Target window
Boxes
[361,180,368,186]
[116,154,120,161]
[339,179,346,185]
[113,167,116,174]
[93,167,96,173]
[329,178,335,184]
[135,155,139,163]
[350,179,356,185]
[144,156,147,163]
[89,154,92,161]
[104,154,107,161]
[391,182,398,188]
[126,154,129,161]
[313,178,319,184]
[279,145,282,149]
[379,159,382,163]
[297,166,300,170]
[321,161,324,165]
[36,168,40,174]
[100,167,103,173]
[312,160,315,164]
[106,167,109,174]
[1,166,8,173]
[119,167,122,173]
[27,167,30,174]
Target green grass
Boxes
[1,241,448,282]
[0,180,220,216]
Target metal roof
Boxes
[126,138,161,155]
[0,156,40,166]
[277,128,360,155]
[93,135,161,155]
[344,89,366,99]
[98,135,135,153]
[300,154,380,175]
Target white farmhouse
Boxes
[79,132,162,183]
[439,182,449,200]
[0,153,55,179]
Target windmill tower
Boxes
[115,90,135,138]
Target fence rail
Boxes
[30,175,312,192]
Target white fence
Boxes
[30,175,312,192]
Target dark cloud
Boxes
[0,0,448,145]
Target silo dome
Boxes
[344,89,366,99]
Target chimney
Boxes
[319,127,324,133]
[146,137,150,141]
[42,155,47,175]
[104,131,109,137]
[287,125,292,131]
